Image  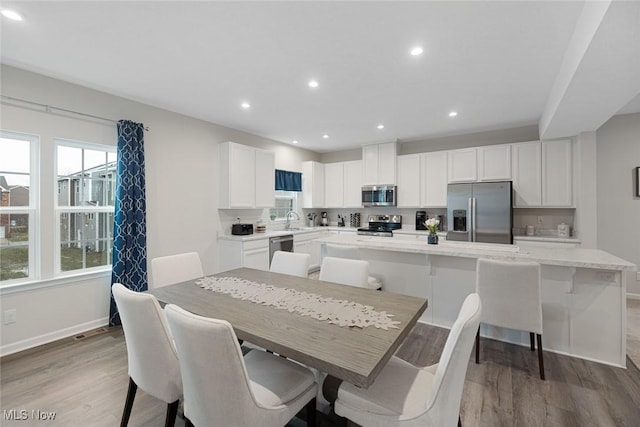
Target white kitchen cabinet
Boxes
[255,149,276,208]
[324,162,345,208]
[243,246,270,271]
[447,148,477,182]
[219,141,275,209]
[362,142,397,185]
[217,238,270,272]
[343,160,363,208]
[301,161,325,208]
[542,139,573,207]
[478,144,511,181]
[512,141,542,207]
[396,154,421,207]
[421,151,448,207]
[512,139,572,208]
[294,231,329,271]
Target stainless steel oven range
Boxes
[357,215,402,237]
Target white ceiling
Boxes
[1,1,638,153]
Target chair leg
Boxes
[185,417,195,427]
[530,332,535,351]
[120,377,137,427]
[165,400,179,427]
[537,333,545,380]
[475,326,480,364]
[306,397,317,427]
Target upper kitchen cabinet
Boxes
[421,151,448,207]
[396,154,421,207]
[512,141,542,206]
[322,160,362,208]
[542,139,572,207]
[363,142,397,185]
[511,139,573,207]
[447,148,477,182]
[301,161,325,208]
[324,162,345,208]
[343,160,363,208]
[477,144,511,181]
[219,141,275,209]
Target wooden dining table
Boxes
[147,267,428,388]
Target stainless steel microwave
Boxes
[361,185,397,207]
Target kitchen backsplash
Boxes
[512,208,576,237]
[219,206,577,238]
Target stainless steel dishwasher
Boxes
[269,234,294,266]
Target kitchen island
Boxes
[317,234,636,368]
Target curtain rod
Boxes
[0,95,150,131]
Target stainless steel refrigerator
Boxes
[446,181,513,244]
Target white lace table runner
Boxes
[196,276,400,330]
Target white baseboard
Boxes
[0,317,109,358]
[627,293,640,300]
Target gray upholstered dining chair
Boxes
[150,252,203,288]
[111,283,182,427]
[475,258,545,380]
[334,293,482,427]
[164,303,318,427]
[324,244,383,290]
[270,250,310,277]
[319,256,369,288]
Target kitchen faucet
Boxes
[285,210,300,230]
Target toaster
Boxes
[232,223,253,235]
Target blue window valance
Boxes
[275,169,302,192]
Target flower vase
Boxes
[428,233,439,245]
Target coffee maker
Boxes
[320,211,328,226]
[415,211,427,230]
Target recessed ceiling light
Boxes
[291,140,299,144]
[1,9,23,21]
[322,134,329,139]
[449,111,458,117]
[377,124,385,130]
[241,102,251,109]
[410,46,423,56]
[308,80,319,88]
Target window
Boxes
[55,140,116,273]
[0,131,38,283]
[270,191,297,220]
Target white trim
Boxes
[418,318,627,369]
[0,269,111,295]
[0,317,109,357]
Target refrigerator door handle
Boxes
[468,197,473,242]
[471,197,477,242]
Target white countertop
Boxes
[513,235,581,244]
[218,226,349,242]
[316,234,636,271]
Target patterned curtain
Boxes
[109,120,147,326]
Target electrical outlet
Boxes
[596,271,615,282]
[3,309,17,325]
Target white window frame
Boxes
[54,138,116,276]
[0,130,39,285]
[270,191,298,222]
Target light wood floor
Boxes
[2,322,640,427]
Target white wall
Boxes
[0,65,318,355]
[596,113,640,295]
